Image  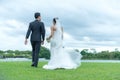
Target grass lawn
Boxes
[0,61,120,80]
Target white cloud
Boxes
[0,0,120,51]
[89,24,120,36]
[0,19,29,50]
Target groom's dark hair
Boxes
[34,12,40,19]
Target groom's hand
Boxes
[24,39,28,45]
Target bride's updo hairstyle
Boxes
[53,17,59,25]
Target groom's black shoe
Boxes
[34,66,37,68]
[31,63,34,67]
[31,64,38,68]
[34,64,38,68]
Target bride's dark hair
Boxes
[53,17,58,25]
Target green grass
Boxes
[0,62,120,80]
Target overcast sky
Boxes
[0,0,120,51]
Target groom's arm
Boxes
[41,22,45,42]
[26,23,32,39]
[25,23,32,45]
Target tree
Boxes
[80,49,89,55]
[39,46,50,59]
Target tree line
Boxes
[0,46,50,59]
[0,47,120,60]
[81,49,120,60]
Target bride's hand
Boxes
[46,37,50,43]
[24,39,28,45]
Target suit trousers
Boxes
[31,41,41,67]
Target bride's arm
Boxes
[48,27,54,40]
[61,27,63,40]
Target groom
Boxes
[25,12,45,67]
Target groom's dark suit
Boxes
[26,20,45,67]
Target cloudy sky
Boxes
[0,0,120,51]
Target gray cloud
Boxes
[0,0,120,50]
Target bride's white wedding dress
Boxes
[43,20,82,70]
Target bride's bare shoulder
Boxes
[51,26,56,31]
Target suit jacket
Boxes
[26,20,45,41]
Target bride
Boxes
[43,18,82,70]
